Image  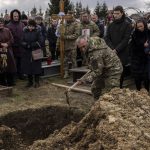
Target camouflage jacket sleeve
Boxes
[81,52,104,83]
[65,22,80,40]
[92,23,100,37]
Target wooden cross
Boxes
[51,0,73,77]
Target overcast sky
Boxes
[0,0,149,14]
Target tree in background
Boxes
[94,1,108,19]
[75,2,82,18]
[48,0,74,15]
[85,5,91,14]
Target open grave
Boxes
[0,105,85,150]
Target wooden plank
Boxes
[51,83,92,95]
[69,66,89,73]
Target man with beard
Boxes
[105,6,132,88]
[7,9,25,80]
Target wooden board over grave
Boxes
[0,85,13,97]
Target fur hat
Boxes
[28,19,36,27]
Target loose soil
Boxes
[29,88,150,150]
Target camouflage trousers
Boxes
[64,49,77,71]
[91,76,120,100]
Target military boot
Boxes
[63,71,69,79]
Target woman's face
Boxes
[28,25,35,31]
[13,12,19,22]
[136,22,145,32]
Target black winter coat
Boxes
[47,25,57,49]
[130,29,148,78]
[21,26,43,75]
[105,17,132,65]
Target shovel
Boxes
[64,70,90,106]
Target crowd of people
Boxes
[0,5,150,99]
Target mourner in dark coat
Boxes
[6,9,25,79]
[35,15,47,57]
[105,6,132,88]
[21,19,43,88]
[0,18,16,86]
[130,19,149,91]
[47,19,58,60]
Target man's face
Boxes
[13,12,19,21]
[78,39,88,53]
[81,13,89,23]
[52,20,57,26]
[91,15,98,22]
[113,11,123,20]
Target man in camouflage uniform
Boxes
[79,11,100,66]
[76,36,123,100]
[57,11,80,78]
[80,11,100,37]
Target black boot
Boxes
[26,75,33,88]
[34,75,40,88]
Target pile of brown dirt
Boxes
[0,125,25,150]
[29,88,150,150]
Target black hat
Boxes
[28,19,36,27]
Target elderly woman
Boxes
[21,19,43,88]
[0,18,16,86]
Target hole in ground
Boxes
[0,105,85,149]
